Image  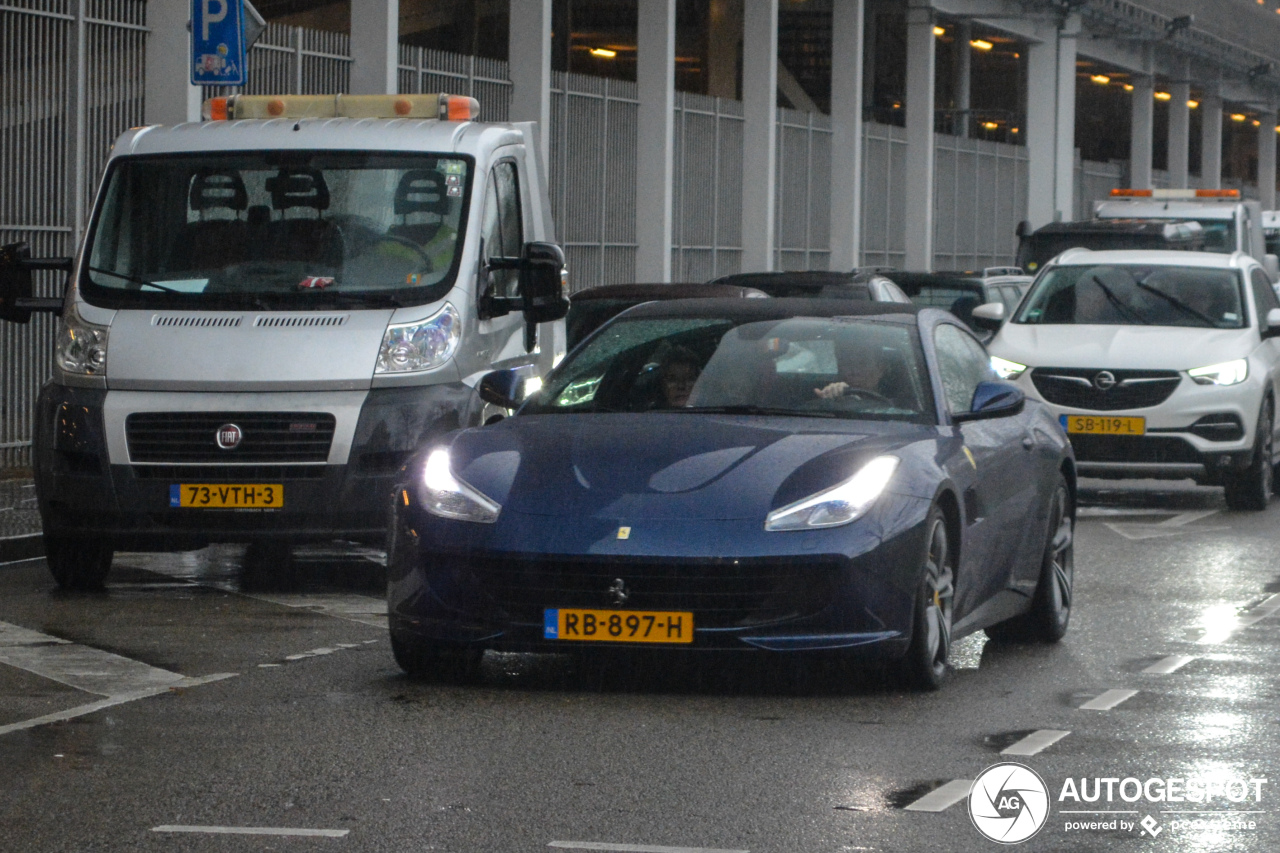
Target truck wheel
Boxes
[44,534,113,591]
[391,631,483,684]
[1224,402,1273,511]
[240,541,297,592]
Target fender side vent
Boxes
[152,315,242,327]
[254,315,349,328]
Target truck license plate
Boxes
[170,484,284,509]
[543,608,694,644]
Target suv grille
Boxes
[1031,368,1181,411]
[1069,434,1201,464]
[126,412,335,463]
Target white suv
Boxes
[979,249,1280,510]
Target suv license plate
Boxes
[544,608,694,644]
[1060,415,1145,436]
[171,484,284,508]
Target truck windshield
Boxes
[83,151,471,309]
[1193,220,1235,253]
[1015,265,1246,329]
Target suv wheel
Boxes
[1224,400,1273,511]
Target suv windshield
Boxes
[527,315,935,423]
[1015,264,1246,329]
[83,151,471,309]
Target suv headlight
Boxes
[990,356,1028,380]
[1188,359,1248,386]
[765,456,899,531]
[56,305,109,375]
[376,303,461,374]
[419,448,501,523]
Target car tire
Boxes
[240,541,297,592]
[1224,400,1273,511]
[986,473,1074,644]
[44,533,113,591]
[390,632,484,684]
[899,506,953,691]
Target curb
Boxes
[0,533,43,565]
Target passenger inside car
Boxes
[655,345,701,408]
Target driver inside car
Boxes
[815,339,893,400]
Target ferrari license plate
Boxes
[1059,415,1145,436]
[170,484,284,509]
[544,608,694,644]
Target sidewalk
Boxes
[0,476,42,564]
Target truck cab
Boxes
[0,93,569,589]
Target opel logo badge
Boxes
[608,578,630,607]
[216,423,243,450]
[1093,370,1117,391]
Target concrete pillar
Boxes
[509,0,553,170]
[1025,17,1078,227]
[145,0,200,124]
[1130,75,1154,189]
[349,0,399,95]
[636,0,676,282]
[830,0,865,270]
[741,0,778,272]
[955,21,971,138]
[1053,16,1078,219]
[1259,109,1277,210]
[707,0,743,100]
[1201,93,1223,189]
[1168,64,1191,188]
[903,0,935,271]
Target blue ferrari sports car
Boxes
[387,299,1075,689]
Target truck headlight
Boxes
[990,356,1028,380]
[376,303,461,374]
[1188,359,1248,386]
[765,456,899,531]
[420,448,501,523]
[56,306,109,375]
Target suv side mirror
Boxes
[969,301,1005,332]
[0,242,71,323]
[1265,254,1280,283]
[953,381,1025,423]
[519,241,569,324]
[1265,308,1280,339]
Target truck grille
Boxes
[126,412,335,463]
[1031,368,1181,411]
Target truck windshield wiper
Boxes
[310,291,405,308]
[87,266,181,293]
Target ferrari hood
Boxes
[991,323,1255,372]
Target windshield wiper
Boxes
[680,405,836,418]
[88,266,181,293]
[1133,282,1218,327]
[307,291,405,308]
[1087,275,1149,325]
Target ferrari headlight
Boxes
[990,356,1027,380]
[1188,359,1248,386]
[376,303,461,373]
[419,448,501,523]
[765,456,900,532]
[56,305,109,375]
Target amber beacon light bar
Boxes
[201,93,481,122]
[1109,188,1241,199]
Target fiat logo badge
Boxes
[1093,370,1117,391]
[216,423,243,450]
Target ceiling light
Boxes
[1188,100,1199,109]
[589,48,617,59]
[1154,91,1172,101]
[1124,84,1135,92]
[933,26,945,36]
[1091,74,1111,85]
[1232,113,1248,122]
[970,39,993,51]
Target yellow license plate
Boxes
[170,484,284,508]
[1060,415,1146,436]
[544,608,694,644]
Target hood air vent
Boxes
[152,315,242,328]
[254,315,350,328]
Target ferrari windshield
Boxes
[83,151,471,308]
[1015,264,1246,329]
[529,315,935,423]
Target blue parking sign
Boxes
[191,0,247,86]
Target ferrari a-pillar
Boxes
[635,0,676,282]
[903,0,936,271]
[349,0,399,95]
[741,0,778,272]
[144,0,200,124]
[1200,92,1224,189]
[1130,75,1155,190]
[509,0,554,170]
[829,0,865,270]
[1025,15,1078,228]
[1259,109,1278,210]
[1168,69,1191,188]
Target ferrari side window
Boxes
[935,324,994,414]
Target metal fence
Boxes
[201,22,349,99]
[1,0,146,468]
[933,132,1028,270]
[672,92,743,281]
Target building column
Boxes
[1025,16,1077,227]
[1200,93,1223,189]
[741,0,778,272]
[1168,63,1191,188]
[955,21,971,137]
[1130,75,1154,189]
[1259,109,1277,210]
[509,0,553,170]
[144,0,200,124]
[829,0,865,270]
[636,0,676,281]
[903,0,935,271]
[349,0,399,95]
[707,0,743,100]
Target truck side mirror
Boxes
[519,241,569,324]
[0,243,35,324]
[1015,220,1031,238]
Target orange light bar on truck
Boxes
[1109,188,1240,199]
[201,93,480,122]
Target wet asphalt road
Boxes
[1,480,1279,853]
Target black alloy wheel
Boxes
[1224,400,1273,511]
[390,631,484,684]
[987,473,1074,643]
[44,533,113,591]
[901,506,954,691]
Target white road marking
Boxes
[1077,508,1179,519]
[240,593,387,629]
[1143,655,1195,674]
[1001,729,1070,756]
[1103,510,1226,541]
[152,825,348,838]
[1235,593,1280,629]
[1079,689,1139,711]
[902,779,974,812]
[549,844,748,853]
[0,620,184,696]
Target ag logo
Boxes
[968,762,1050,844]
